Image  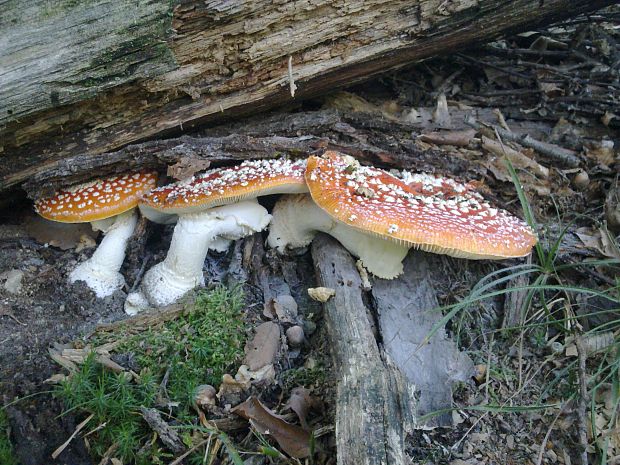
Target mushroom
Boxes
[268,152,537,278]
[34,171,158,297]
[268,194,410,278]
[126,159,307,313]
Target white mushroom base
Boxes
[125,200,270,314]
[69,210,138,298]
[268,194,409,279]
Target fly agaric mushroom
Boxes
[125,159,308,313]
[268,194,410,278]
[34,171,158,297]
[308,152,537,257]
[269,152,537,278]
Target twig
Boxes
[535,403,568,465]
[466,115,581,167]
[575,335,590,465]
[288,56,297,98]
[97,442,119,465]
[51,413,94,459]
[169,436,211,465]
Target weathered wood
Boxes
[0,0,612,186]
[372,251,474,428]
[311,234,415,465]
[8,106,491,197]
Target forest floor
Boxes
[1,8,619,465]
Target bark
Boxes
[372,251,474,428]
[311,234,416,465]
[0,0,612,187]
[9,106,532,197]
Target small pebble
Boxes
[572,170,589,190]
[286,325,305,347]
[1,269,24,295]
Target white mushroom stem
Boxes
[69,209,138,298]
[126,200,270,314]
[267,195,409,279]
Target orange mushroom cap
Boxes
[305,152,537,259]
[34,172,158,223]
[141,158,308,215]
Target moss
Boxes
[0,409,19,465]
[56,285,246,463]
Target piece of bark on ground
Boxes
[372,250,475,428]
[311,234,415,465]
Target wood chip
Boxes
[307,287,335,302]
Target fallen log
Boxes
[311,234,416,465]
[0,0,612,186]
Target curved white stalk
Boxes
[125,200,270,314]
[69,209,138,297]
[268,195,409,279]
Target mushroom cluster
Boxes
[33,153,537,312]
[268,152,537,278]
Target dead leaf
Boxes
[233,396,311,458]
[575,227,620,260]
[584,140,615,166]
[236,364,276,386]
[217,373,247,406]
[24,214,98,250]
[482,136,549,179]
[605,183,620,233]
[167,158,211,180]
[323,91,399,121]
[284,387,322,431]
[243,322,280,371]
[307,287,335,303]
[44,373,68,384]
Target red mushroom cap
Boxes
[305,152,537,259]
[34,172,158,223]
[141,158,308,214]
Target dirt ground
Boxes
[1,7,619,465]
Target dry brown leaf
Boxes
[575,227,620,260]
[167,158,211,181]
[233,396,311,458]
[323,91,399,121]
[243,322,280,371]
[284,387,322,431]
[482,136,549,179]
[584,140,615,166]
